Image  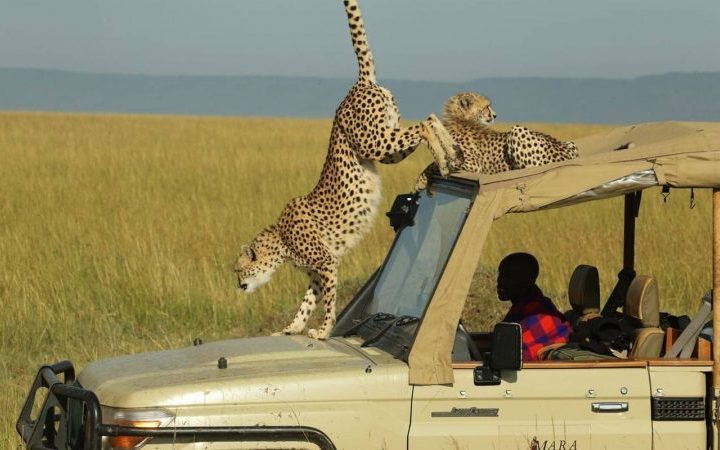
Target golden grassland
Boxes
[0,111,713,446]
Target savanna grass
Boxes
[0,112,712,447]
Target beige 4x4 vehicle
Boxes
[17,122,720,449]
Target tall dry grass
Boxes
[0,111,712,446]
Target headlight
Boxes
[101,406,174,449]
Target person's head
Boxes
[497,252,539,302]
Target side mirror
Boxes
[474,322,522,386]
[490,322,523,370]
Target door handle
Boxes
[591,402,628,413]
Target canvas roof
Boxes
[409,121,720,385]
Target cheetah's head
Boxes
[234,227,286,294]
[444,92,496,125]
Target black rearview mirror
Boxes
[474,322,522,386]
[490,322,523,370]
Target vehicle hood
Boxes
[79,335,405,408]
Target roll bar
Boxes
[602,191,642,315]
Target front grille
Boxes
[652,397,705,421]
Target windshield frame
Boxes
[333,177,478,360]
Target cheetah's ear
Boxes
[459,94,471,109]
[242,245,256,262]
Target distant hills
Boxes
[1,68,719,124]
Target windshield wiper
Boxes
[361,315,419,348]
[342,312,396,338]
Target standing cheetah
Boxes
[234,0,457,340]
[415,92,578,190]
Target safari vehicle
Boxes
[17,121,720,449]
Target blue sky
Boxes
[1,0,718,82]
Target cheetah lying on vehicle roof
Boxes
[234,0,457,340]
[415,92,578,190]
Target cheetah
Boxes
[415,92,578,190]
[234,0,457,340]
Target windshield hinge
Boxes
[361,316,419,348]
[342,312,395,338]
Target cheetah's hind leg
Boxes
[421,114,460,176]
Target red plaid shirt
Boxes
[502,286,571,360]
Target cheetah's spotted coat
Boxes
[234,0,457,339]
[415,92,578,190]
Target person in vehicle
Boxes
[497,252,571,360]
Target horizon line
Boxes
[2,66,718,84]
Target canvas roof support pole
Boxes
[408,190,502,385]
[623,191,641,272]
[713,188,720,394]
[602,191,641,315]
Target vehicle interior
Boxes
[452,188,714,366]
[332,177,715,369]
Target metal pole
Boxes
[713,188,720,392]
[602,192,641,315]
[623,192,639,270]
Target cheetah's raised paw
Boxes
[422,116,460,176]
[429,114,459,166]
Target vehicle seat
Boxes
[566,265,601,327]
[623,275,664,358]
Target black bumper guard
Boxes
[17,361,336,450]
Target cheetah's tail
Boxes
[343,0,376,83]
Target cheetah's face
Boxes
[234,231,282,294]
[445,92,497,125]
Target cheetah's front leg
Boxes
[272,276,322,336]
[413,163,442,192]
[420,114,460,176]
[275,223,339,339]
[348,115,458,175]
[307,265,338,340]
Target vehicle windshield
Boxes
[365,181,474,318]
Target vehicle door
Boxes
[409,361,652,449]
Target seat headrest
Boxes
[624,275,660,327]
[568,265,600,314]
